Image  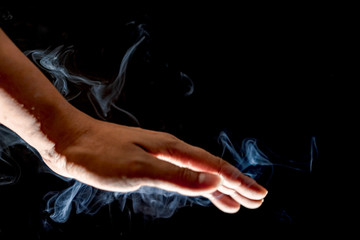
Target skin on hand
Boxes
[52,117,268,213]
[0,28,267,214]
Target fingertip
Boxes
[235,175,269,200]
[252,185,268,200]
[222,205,241,214]
[263,189,269,198]
[247,188,268,201]
[205,192,241,214]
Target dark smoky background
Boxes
[0,2,352,239]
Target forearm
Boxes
[0,28,87,160]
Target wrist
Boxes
[39,101,92,155]
[0,28,93,163]
[0,86,90,162]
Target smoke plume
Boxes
[218,131,272,181]
[24,39,143,123]
[0,22,318,225]
[219,131,317,184]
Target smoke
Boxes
[24,23,149,123]
[24,22,195,124]
[0,21,318,225]
[0,125,211,221]
[88,35,145,121]
[179,72,194,96]
[0,125,22,186]
[218,131,317,184]
[0,127,209,221]
[24,42,142,124]
[0,125,42,186]
[1,22,204,222]
[309,136,318,172]
[0,123,317,222]
[43,133,278,223]
[218,131,272,181]
[44,181,210,223]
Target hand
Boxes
[0,28,267,213]
[45,117,268,213]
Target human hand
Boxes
[45,117,267,213]
[0,28,266,213]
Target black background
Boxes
[0,2,355,239]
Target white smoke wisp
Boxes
[24,45,92,99]
[0,125,23,186]
[88,36,145,121]
[24,22,150,123]
[218,131,273,183]
[0,124,42,186]
[179,72,194,97]
[309,136,318,173]
[218,131,317,184]
[44,180,211,223]
[24,39,142,124]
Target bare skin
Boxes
[0,28,267,213]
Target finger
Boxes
[204,191,240,214]
[219,165,268,200]
[134,130,224,172]
[138,129,223,175]
[218,185,264,209]
[145,135,267,198]
[136,130,268,199]
[135,154,222,196]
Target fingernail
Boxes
[245,178,268,196]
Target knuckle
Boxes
[161,133,182,155]
[216,157,228,175]
[177,167,197,183]
[162,132,180,144]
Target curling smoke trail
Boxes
[218,131,317,185]
[0,21,318,223]
[0,125,42,186]
[218,131,272,181]
[24,22,194,123]
[24,38,143,123]
[44,181,210,222]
